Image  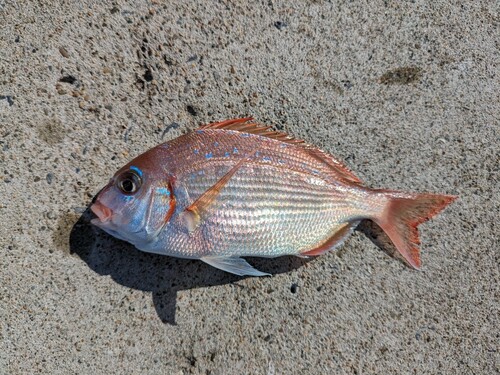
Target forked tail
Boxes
[373,191,457,269]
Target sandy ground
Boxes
[1,1,498,374]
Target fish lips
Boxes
[90,201,113,224]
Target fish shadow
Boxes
[355,220,408,267]
[69,206,311,325]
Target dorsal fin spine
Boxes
[198,117,361,185]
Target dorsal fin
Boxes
[306,148,362,184]
[200,117,305,144]
[199,117,362,185]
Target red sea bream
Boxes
[91,118,456,276]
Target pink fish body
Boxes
[91,118,456,276]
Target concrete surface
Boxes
[1,1,498,374]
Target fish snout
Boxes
[91,201,113,223]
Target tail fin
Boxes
[373,191,457,269]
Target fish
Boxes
[90,117,457,276]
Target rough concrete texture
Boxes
[1,1,498,374]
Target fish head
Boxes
[91,154,175,246]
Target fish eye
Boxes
[116,170,142,195]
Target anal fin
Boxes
[300,221,359,256]
[201,256,270,277]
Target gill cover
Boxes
[142,178,176,241]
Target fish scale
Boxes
[155,162,359,258]
[91,118,456,276]
[166,130,347,185]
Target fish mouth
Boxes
[90,201,113,223]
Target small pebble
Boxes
[46,173,54,184]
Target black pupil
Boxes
[117,171,141,195]
[121,179,134,192]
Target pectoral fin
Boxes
[181,159,245,233]
[201,256,271,277]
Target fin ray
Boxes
[300,221,359,256]
[374,192,457,269]
[199,117,361,185]
[183,159,245,232]
[201,256,270,276]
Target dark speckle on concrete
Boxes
[59,75,78,84]
[186,105,198,116]
[379,67,423,84]
[0,95,14,106]
[342,80,353,89]
[143,68,153,82]
[274,21,287,30]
